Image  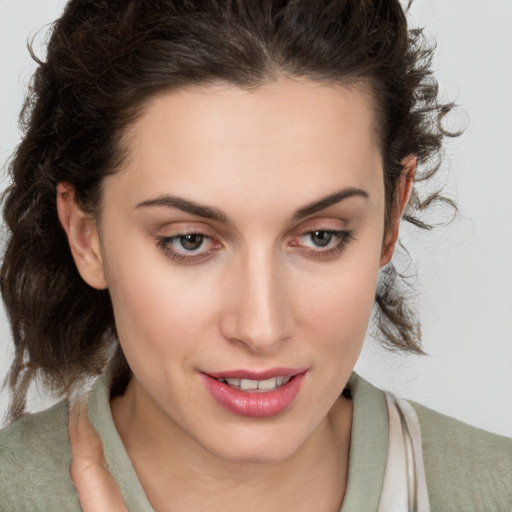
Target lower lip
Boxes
[201,373,306,418]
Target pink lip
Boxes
[201,369,307,418]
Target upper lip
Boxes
[204,367,308,380]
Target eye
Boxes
[156,232,220,263]
[177,233,206,251]
[291,229,354,261]
[307,231,337,248]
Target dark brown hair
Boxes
[1,0,457,419]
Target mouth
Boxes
[201,368,307,417]
[214,375,293,392]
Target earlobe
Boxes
[56,183,107,290]
[380,156,417,267]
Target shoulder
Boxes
[0,400,81,511]
[410,401,512,511]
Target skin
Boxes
[68,401,128,512]
[58,77,415,511]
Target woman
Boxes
[0,1,510,511]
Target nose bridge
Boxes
[225,245,292,352]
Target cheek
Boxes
[104,244,219,365]
[301,273,377,339]
[293,242,381,353]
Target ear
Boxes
[380,156,417,267]
[57,183,107,290]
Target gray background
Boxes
[1,0,511,436]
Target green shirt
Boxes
[1,373,511,511]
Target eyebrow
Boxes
[292,187,369,219]
[135,187,369,223]
[136,196,228,223]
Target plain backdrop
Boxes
[0,0,511,436]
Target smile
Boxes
[215,376,292,392]
[201,369,307,418]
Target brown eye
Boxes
[292,229,354,261]
[157,232,215,260]
[179,234,205,251]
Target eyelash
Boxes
[156,232,216,263]
[156,229,354,263]
[294,229,354,261]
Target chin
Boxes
[197,422,311,465]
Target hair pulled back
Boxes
[1,0,456,419]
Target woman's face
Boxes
[89,78,391,463]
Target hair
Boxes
[1,0,457,420]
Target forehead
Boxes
[107,77,384,216]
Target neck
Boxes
[111,379,353,512]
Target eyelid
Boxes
[153,220,217,236]
[153,219,354,264]
[290,227,355,261]
[155,225,224,264]
[293,228,353,247]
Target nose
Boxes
[220,250,294,354]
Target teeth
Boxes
[257,377,277,390]
[240,379,259,390]
[218,376,292,392]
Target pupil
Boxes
[312,231,332,247]
[180,234,204,250]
